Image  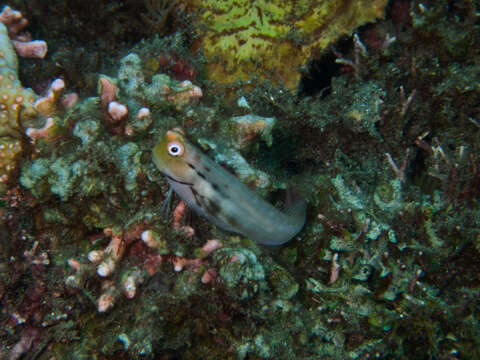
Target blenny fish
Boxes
[152,128,306,245]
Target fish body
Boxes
[152,128,306,245]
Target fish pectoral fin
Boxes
[161,187,174,217]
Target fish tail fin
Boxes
[285,186,307,222]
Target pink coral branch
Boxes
[11,40,47,59]
[0,6,47,59]
[0,6,28,36]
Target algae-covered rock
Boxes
[343,85,385,140]
[229,114,276,149]
[183,0,388,90]
[19,158,51,197]
[267,264,299,300]
[215,247,266,300]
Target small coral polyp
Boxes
[0,64,37,137]
[0,137,21,183]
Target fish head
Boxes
[152,128,194,180]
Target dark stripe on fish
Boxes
[189,186,202,208]
[195,195,221,218]
[204,198,221,217]
[210,182,229,199]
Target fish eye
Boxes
[167,141,184,157]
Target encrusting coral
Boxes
[182,0,388,90]
[0,6,41,194]
[0,5,69,194]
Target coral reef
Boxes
[182,0,388,90]
[1,1,480,360]
[0,6,48,194]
